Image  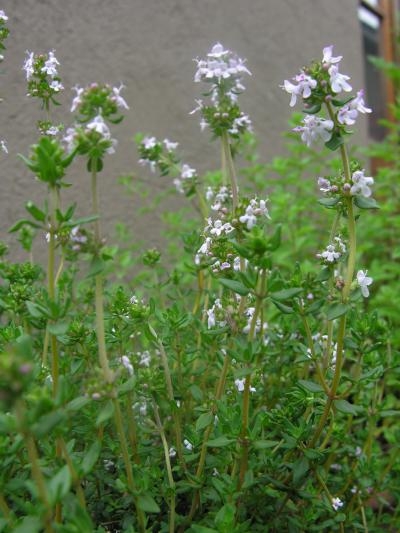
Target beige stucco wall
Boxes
[0,0,366,260]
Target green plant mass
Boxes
[0,20,399,533]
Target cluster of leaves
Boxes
[0,36,399,533]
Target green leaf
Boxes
[25,201,46,222]
[196,412,214,432]
[215,503,235,531]
[271,300,294,314]
[206,436,236,447]
[325,303,349,320]
[48,465,71,504]
[334,399,360,416]
[66,396,90,412]
[9,219,42,233]
[96,400,115,427]
[86,256,106,278]
[292,456,309,485]
[136,493,160,513]
[26,300,46,319]
[353,195,380,209]
[252,440,279,450]
[267,224,282,251]
[13,516,42,533]
[65,214,100,227]
[47,321,69,336]
[189,527,218,533]
[325,133,344,151]
[303,103,321,114]
[219,278,250,296]
[81,440,102,474]
[298,380,324,393]
[380,410,400,418]
[270,287,302,301]
[317,197,340,208]
[32,410,67,438]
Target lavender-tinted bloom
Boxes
[112,83,129,109]
[322,45,342,66]
[357,270,373,297]
[294,115,334,147]
[41,50,60,77]
[0,10,8,21]
[328,65,352,93]
[350,170,374,197]
[338,89,372,125]
[283,71,317,107]
[23,51,35,80]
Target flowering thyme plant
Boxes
[0,28,398,533]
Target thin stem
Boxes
[237,270,266,490]
[47,185,60,398]
[157,337,185,467]
[90,161,145,531]
[221,131,239,211]
[153,401,176,533]
[16,401,54,532]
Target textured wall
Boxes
[0,0,366,259]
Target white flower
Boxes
[357,270,373,298]
[235,378,256,393]
[139,350,151,367]
[338,89,372,125]
[328,65,352,93]
[183,439,193,451]
[294,115,334,147]
[322,45,342,66]
[70,85,84,112]
[63,126,78,153]
[49,79,64,92]
[181,163,196,179]
[112,83,129,109]
[351,89,372,114]
[139,158,156,173]
[23,51,35,80]
[45,126,61,136]
[331,497,344,511]
[239,198,270,229]
[121,355,134,376]
[142,136,157,150]
[350,170,374,197]
[169,447,176,458]
[206,299,226,329]
[0,10,8,21]
[318,177,332,193]
[283,71,317,107]
[86,115,117,154]
[163,138,179,152]
[317,237,346,263]
[41,50,60,77]
[173,178,184,194]
[1,139,8,154]
[206,218,234,236]
[86,114,110,137]
[228,113,253,135]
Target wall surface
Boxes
[0,0,366,260]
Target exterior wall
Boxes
[0,0,366,259]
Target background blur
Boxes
[0,0,395,259]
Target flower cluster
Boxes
[23,50,64,102]
[283,46,371,148]
[192,43,252,139]
[70,82,128,121]
[239,197,270,230]
[63,114,117,160]
[61,83,129,166]
[137,135,197,194]
[318,168,374,200]
[317,236,346,264]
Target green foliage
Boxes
[0,33,398,533]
